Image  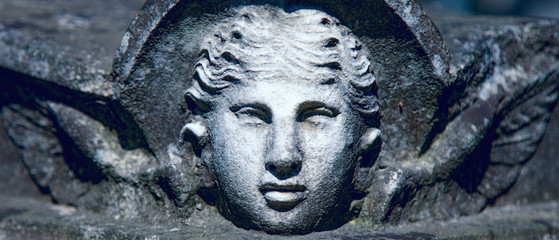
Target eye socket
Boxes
[297,103,339,125]
[231,105,271,126]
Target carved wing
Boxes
[0,0,166,218]
[0,70,162,218]
[362,17,559,223]
[463,70,558,200]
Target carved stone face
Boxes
[205,77,364,232]
[181,6,380,233]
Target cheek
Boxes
[207,110,268,181]
[299,119,357,175]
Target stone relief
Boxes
[1,0,559,237]
[179,6,381,233]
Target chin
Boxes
[253,209,319,235]
[245,197,349,235]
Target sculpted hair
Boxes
[186,5,379,127]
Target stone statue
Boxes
[179,6,381,233]
[1,0,559,238]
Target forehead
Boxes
[218,78,346,109]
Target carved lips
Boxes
[259,183,308,211]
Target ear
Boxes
[352,128,382,195]
[178,118,217,199]
[358,128,381,164]
[179,117,209,156]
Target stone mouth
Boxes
[259,184,307,211]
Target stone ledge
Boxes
[1,194,557,239]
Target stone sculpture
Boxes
[1,0,559,238]
[179,6,381,233]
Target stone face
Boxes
[179,6,381,233]
[0,0,559,237]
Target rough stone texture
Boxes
[401,14,559,219]
[0,0,143,96]
[496,104,559,205]
[0,116,45,199]
[0,0,559,238]
[0,0,177,225]
[1,194,558,239]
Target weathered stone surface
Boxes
[495,98,559,205]
[0,0,558,238]
[1,194,558,239]
[0,116,44,199]
[0,0,143,96]
[392,14,559,222]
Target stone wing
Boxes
[454,70,559,201]
[361,17,559,223]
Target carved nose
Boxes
[265,156,302,180]
[265,121,302,180]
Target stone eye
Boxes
[231,105,271,126]
[297,104,339,125]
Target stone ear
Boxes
[352,128,382,197]
[358,128,381,167]
[179,118,209,156]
